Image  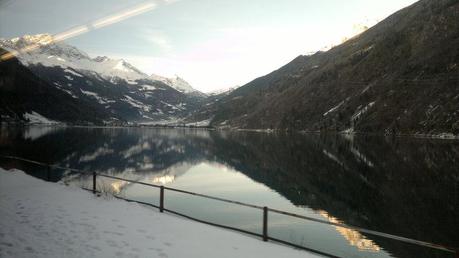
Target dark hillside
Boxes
[0,48,109,124]
[209,0,459,135]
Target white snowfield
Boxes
[0,168,321,258]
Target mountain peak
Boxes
[12,34,54,45]
[150,74,200,94]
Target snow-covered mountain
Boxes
[0,34,203,94]
[0,34,206,124]
[150,74,203,96]
[207,86,237,96]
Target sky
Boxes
[0,0,418,92]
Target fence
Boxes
[1,155,458,258]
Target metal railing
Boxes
[1,155,458,258]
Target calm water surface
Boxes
[0,126,458,258]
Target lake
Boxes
[0,125,457,258]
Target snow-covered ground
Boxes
[0,168,320,258]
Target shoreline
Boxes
[2,122,458,140]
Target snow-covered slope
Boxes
[150,74,201,95]
[0,168,318,258]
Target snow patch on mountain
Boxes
[185,119,211,127]
[80,90,114,105]
[64,69,83,77]
[23,112,59,124]
[122,95,152,112]
[160,101,185,111]
[324,101,345,117]
[352,102,376,121]
[150,74,199,94]
[141,84,157,91]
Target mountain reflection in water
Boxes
[0,125,457,258]
[318,210,381,252]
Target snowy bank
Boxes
[0,168,320,258]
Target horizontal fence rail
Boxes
[1,155,458,258]
[266,207,456,253]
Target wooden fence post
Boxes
[160,186,164,212]
[92,172,96,194]
[263,206,268,242]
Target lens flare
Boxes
[0,1,160,62]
